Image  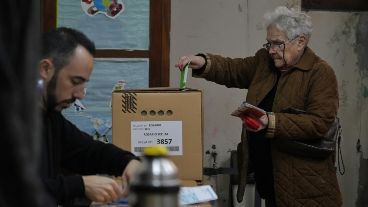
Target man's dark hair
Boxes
[42,27,95,71]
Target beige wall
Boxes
[170,0,368,206]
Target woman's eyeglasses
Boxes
[263,36,299,51]
[262,42,286,51]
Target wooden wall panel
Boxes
[302,0,368,11]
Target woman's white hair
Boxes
[264,6,312,40]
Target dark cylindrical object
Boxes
[129,146,180,207]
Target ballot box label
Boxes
[131,121,183,155]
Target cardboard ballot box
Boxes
[112,88,203,180]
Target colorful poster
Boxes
[58,0,149,49]
[81,0,125,19]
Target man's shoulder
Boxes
[45,110,67,122]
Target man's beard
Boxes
[45,75,75,112]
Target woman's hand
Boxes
[175,55,206,70]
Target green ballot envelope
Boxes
[180,62,190,89]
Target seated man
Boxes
[38,27,140,205]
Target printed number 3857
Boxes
[157,139,172,144]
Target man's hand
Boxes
[121,159,141,197]
[82,175,123,203]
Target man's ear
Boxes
[39,59,55,80]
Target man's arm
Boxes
[43,175,85,204]
[47,113,139,204]
[43,173,129,204]
[59,115,137,176]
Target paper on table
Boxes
[179,185,218,205]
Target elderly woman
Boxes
[175,6,342,207]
